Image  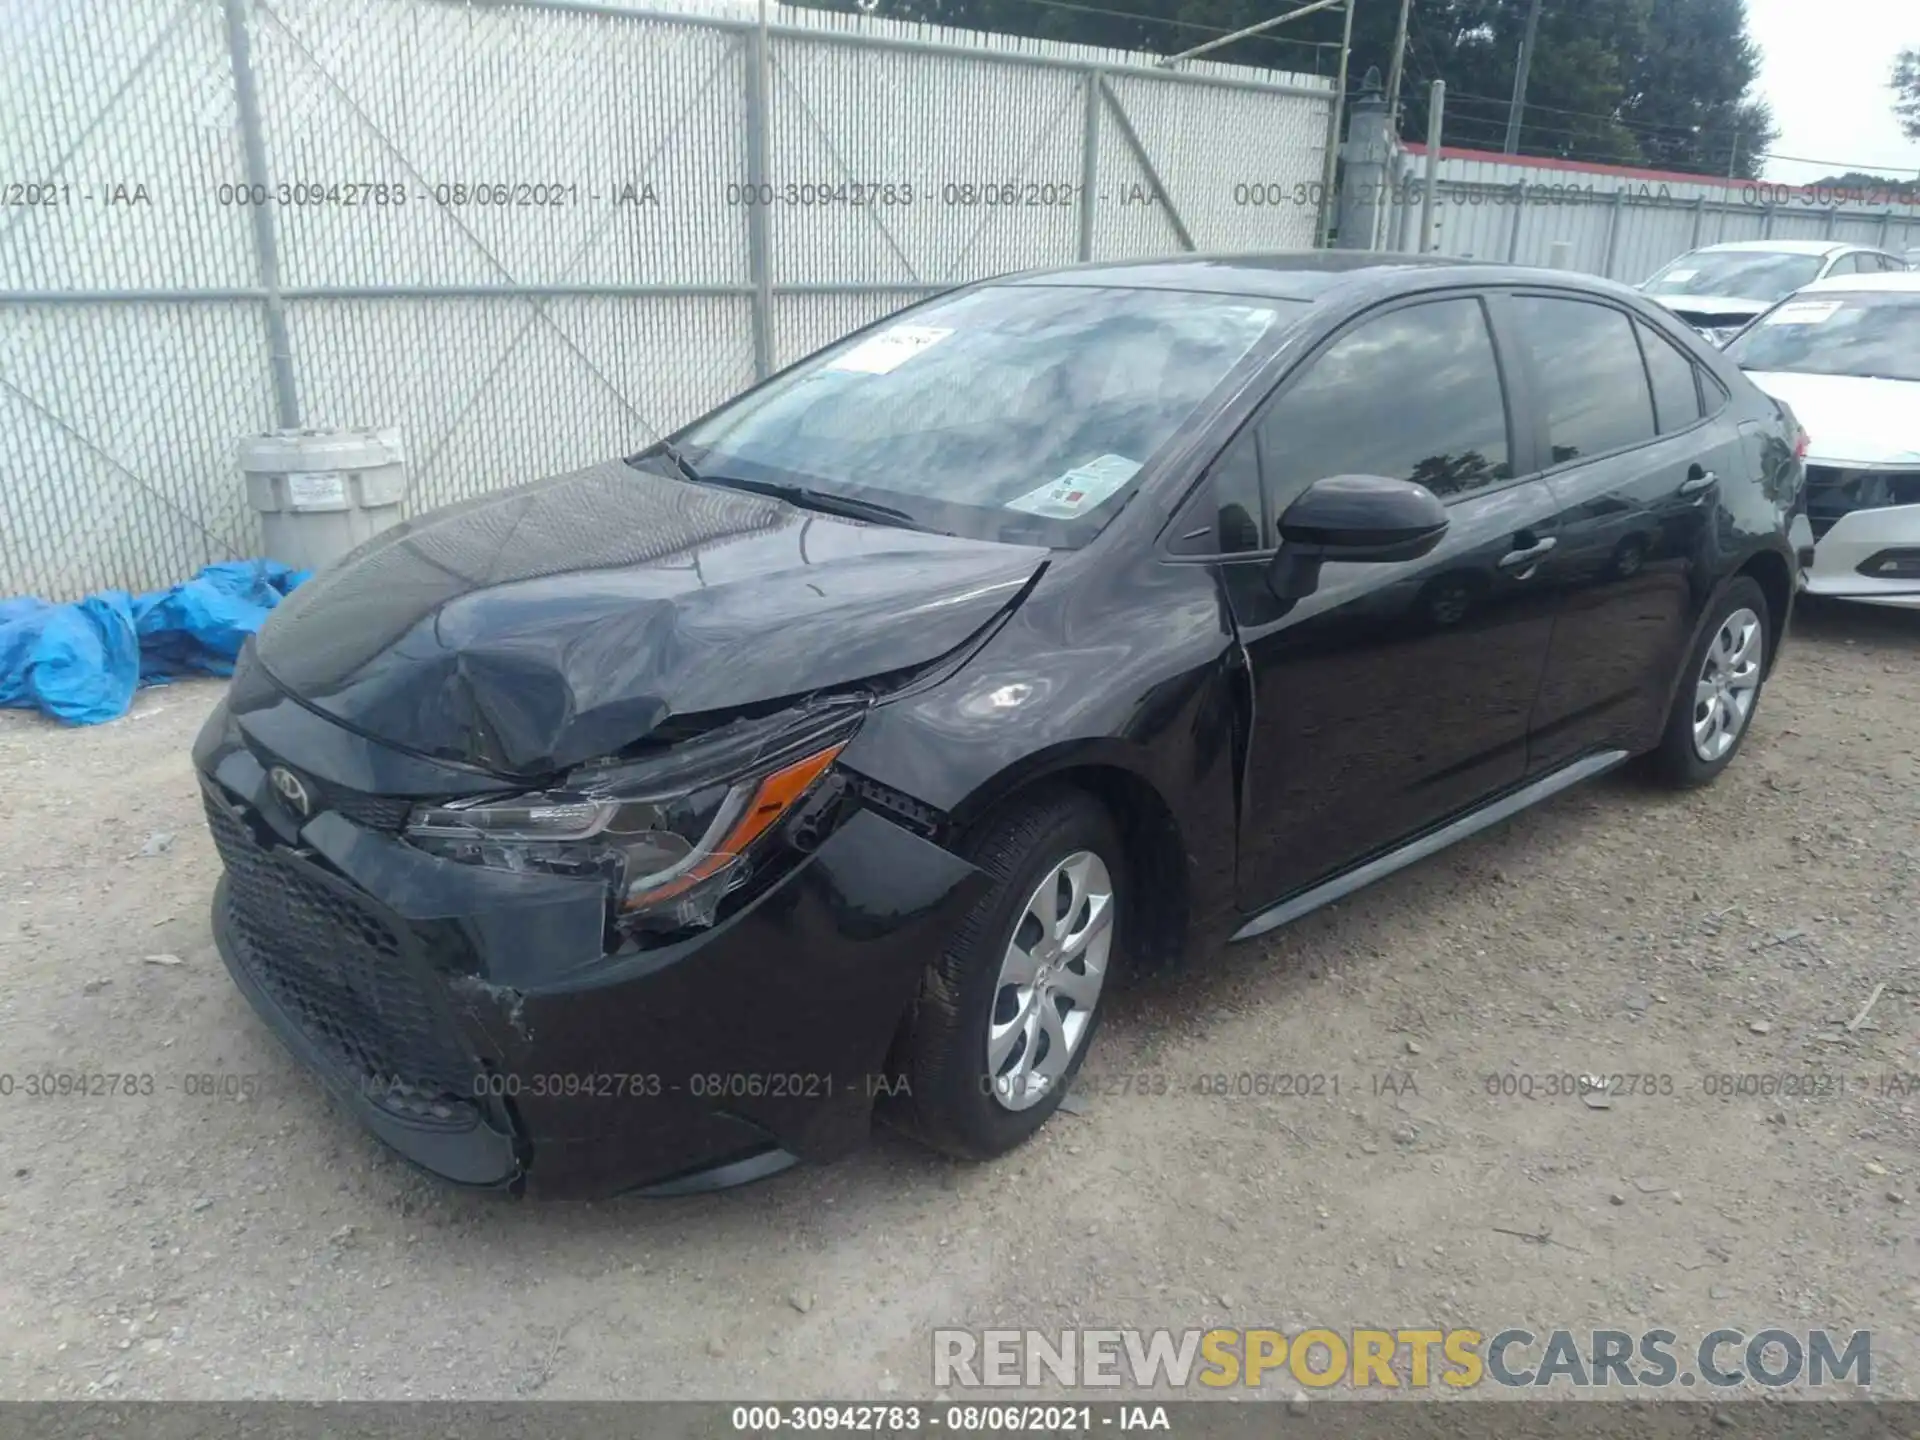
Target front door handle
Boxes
[1679,467,1718,498]
[1497,536,1558,573]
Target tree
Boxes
[1619,0,1776,178]
[1809,171,1909,190]
[797,0,1779,178]
[1896,48,1920,142]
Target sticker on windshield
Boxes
[1764,300,1843,326]
[825,324,954,375]
[1004,454,1142,519]
[1661,268,1698,282]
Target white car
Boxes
[1640,240,1908,346]
[1724,271,1920,611]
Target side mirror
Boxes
[1268,474,1449,600]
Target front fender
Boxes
[836,553,1245,949]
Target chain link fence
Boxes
[1,0,1334,599]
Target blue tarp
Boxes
[0,560,307,726]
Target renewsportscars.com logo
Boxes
[932,1328,1872,1391]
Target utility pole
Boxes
[1420,79,1445,252]
[1317,0,1356,246]
[1726,121,1742,179]
[1384,0,1413,132]
[1502,0,1543,154]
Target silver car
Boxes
[1640,241,1909,346]
[1725,271,1920,611]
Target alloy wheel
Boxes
[986,850,1114,1112]
[1692,606,1763,762]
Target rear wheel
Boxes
[886,789,1124,1160]
[1651,577,1769,788]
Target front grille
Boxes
[322,788,413,832]
[1804,466,1920,540]
[243,748,414,832]
[204,785,480,1118]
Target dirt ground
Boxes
[2,597,1916,1403]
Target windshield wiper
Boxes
[688,473,938,533]
[651,438,704,485]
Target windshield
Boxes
[1724,291,1920,382]
[1643,250,1825,302]
[667,284,1297,547]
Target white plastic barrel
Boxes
[239,427,406,575]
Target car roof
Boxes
[996,251,1636,303]
[1795,270,1920,294]
[1690,239,1854,255]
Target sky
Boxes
[1744,0,1920,182]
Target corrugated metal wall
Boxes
[1385,145,1920,283]
[0,0,1333,600]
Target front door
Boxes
[1180,293,1563,912]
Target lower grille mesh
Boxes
[1805,466,1920,541]
[204,786,479,1115]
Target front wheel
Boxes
[1651,577,1769,788]
[886,789,1125,1160]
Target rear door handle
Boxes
[1679,468,1718,498]
[1498,536,1557,573]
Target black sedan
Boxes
[195,253,1804,1197]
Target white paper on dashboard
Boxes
[1003,453,1142,518]
[825,325,954,375]
[1763,300,1843,326]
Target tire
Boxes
[886,789,1126,1161]
[1650,576,1770,788]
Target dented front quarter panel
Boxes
[838,540,1247,955]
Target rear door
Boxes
[1165,292,1565,911]
[1499,292,1726,771]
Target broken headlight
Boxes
[404,704,861,931]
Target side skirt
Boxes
[1229,749,1631,944]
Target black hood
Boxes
[253,459,1048,776]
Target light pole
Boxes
[1384,0,1413,132]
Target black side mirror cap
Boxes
[1268,474,1449,600]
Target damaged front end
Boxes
[404,697,868,940]
[198,647,996,1197]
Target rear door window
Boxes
[1510,296,1658,464]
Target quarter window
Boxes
[1511,296,1657,464]
[1636,319,1703,433]
[1197,429,1266,554]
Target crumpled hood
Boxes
[253,459,1048,776]
[1744,371,1920,468]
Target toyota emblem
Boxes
[268,765,312,818]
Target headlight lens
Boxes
[405,706,858,932]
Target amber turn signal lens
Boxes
[621,742,845,909]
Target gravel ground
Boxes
[2,597,1916,1402]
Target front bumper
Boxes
[196,702,987,1199]
[1800,500,1920,611]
